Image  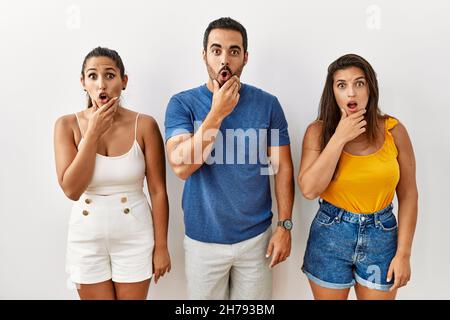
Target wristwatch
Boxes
[277,219,293,230]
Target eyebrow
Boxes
[210,44,242,51]
[336,76,366,82]
[86,67,117,72]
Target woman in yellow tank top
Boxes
[298,54,418,300]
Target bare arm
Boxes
[166,77,240,180]
[266,145,295,268]
[53,98,118,200]
[271,145,295,223]
[387,121,418,291]
[298,108,367,199]
[393,122,418,257]
[54,115,98,200]
[141,115,171,284]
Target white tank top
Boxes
[75,113,146,196]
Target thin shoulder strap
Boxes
[134,113,140,140]
[74,113,84,138]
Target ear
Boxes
[202,49,207,62]
[243,51,249,66]
[122,74,129,90]
[80,76,86,90]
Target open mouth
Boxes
[98,92,109,104]
[347,101,358,112]
[219,68,232,82]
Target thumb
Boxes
[340,108,347,119]
[387,263,394,283]
[92,99,99,112]
[213,79,219,93]
[266,242,274,259]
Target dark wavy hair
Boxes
[81,47,125,108]
[318,54,385,151]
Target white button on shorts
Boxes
[65,191,154,284]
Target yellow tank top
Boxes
[320,117,400,214]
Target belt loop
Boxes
[318,198,323,205]
[336,209,344,223]
[374,211,380,226]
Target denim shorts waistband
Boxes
[318,198,394,225]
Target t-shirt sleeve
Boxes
[164,96,194,142]
[268,97,290,146]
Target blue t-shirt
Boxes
[164,83,290,244]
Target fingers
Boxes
[154,271,160,284]
[103,98,120,117]
[387,263,394,283]
[266,242,274,259]
[389,277,401,292]
[231,81,239,96]
[221,75,239,91]
[390,274,409,291]
[340,108,347,119]
[349,108,366,119]
[269,250,282,268]
[99,97,119,113]
[387,264,396,291]
[153,265,171,285]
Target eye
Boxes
[106,73,115,79]
[212,49,221,55]
[356,81,365,87]
[231,50,239,56]
[87,73,97,80]
[337,83,345,89]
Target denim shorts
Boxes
[302,199,398,292]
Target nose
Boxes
[220,52,230,67]
[97,76,106,90]
[347,86,356,97]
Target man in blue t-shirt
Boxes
[165,17,294,299]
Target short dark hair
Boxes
[203,17,248,52]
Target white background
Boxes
[1,0,449,299]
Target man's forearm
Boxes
[171,111,224,179]
[274,165,295,221]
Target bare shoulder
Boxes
[137,113,163,147]
[304,120,323,142]
[54,113,77,133]
[138,113,159,134]
[388,117,414,152]
[305,120,323,136]
[389,118,410,141]
[302,120,322,150]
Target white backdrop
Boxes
[1,0,449,299]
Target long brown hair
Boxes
[318,54,384,151]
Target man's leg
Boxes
[229,228,272,299]
[184,235,233,299]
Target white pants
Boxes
[184,227,272,300]
[66,191,154,284]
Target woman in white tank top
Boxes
[54,47,171,300]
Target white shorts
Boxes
[66,191,154,284]
[184,227,272,300]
